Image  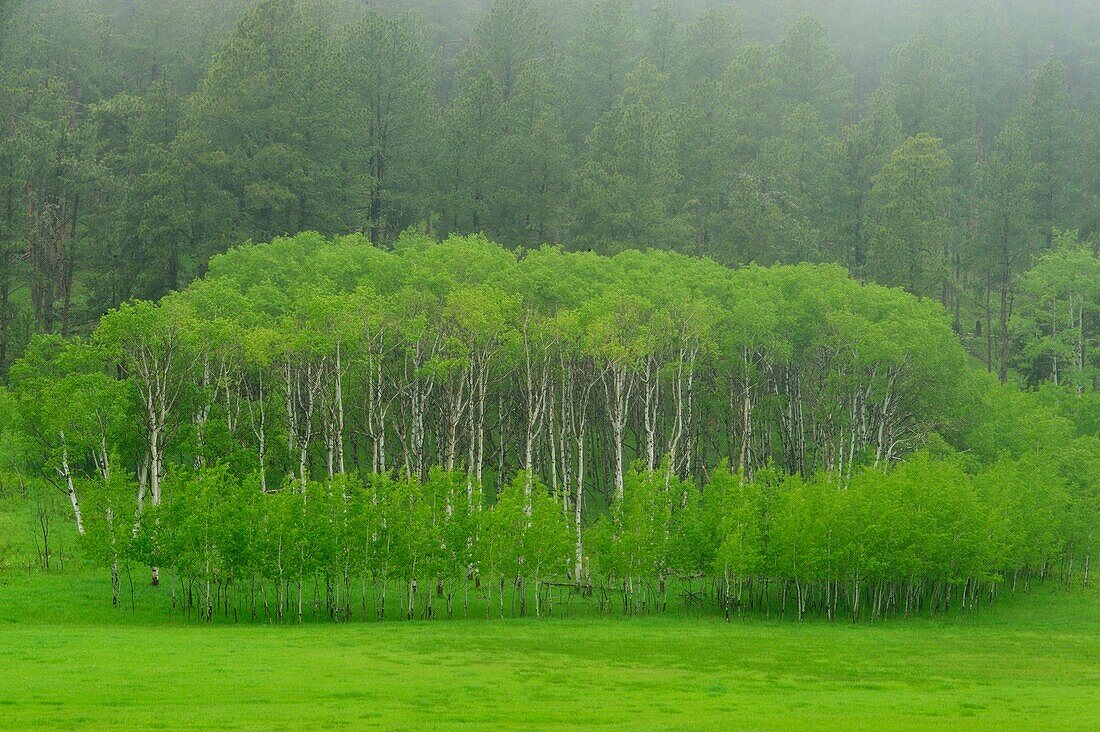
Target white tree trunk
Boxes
[58,433,84,536]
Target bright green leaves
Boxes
[1014,231,1100,390]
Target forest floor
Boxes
[1,504,1099,729]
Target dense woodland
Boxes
[2,0,1100,385]
[0,0,1099,621]
[3,232,1098,621]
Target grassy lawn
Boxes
[1,499,1098,729]
[1,564,1098,730]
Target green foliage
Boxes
[5,232,1091,623]
[867,134,953,296]
[1013,230,1100,390]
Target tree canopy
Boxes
[4,232,1095,621]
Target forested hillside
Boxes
[1,0,1099,391]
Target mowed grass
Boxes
[0,568,1098,730]
[0,498,1097,731]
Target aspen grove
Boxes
[7,232,1099,622]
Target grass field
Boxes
[1,497,1099,730]
[1,569,1098,730]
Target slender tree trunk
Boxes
[58,432,84,536]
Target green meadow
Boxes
[2,565,1098,730]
